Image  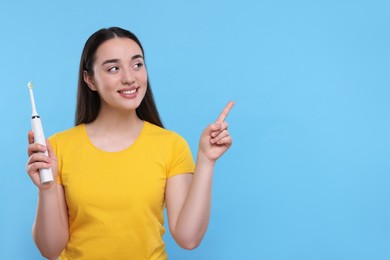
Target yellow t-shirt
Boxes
[49,121,195,260]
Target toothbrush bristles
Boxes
[28,81,34,89]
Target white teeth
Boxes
[120,89,136,94]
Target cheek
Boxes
[140,71,148,87]
[138,74,148,97]
[140,84,148,99]
[91,74,110,89]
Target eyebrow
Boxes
[101,54,144,66]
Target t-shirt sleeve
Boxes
[48,134,63,184]
[167,134,195,178]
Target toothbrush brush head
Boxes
[27,81,34,89]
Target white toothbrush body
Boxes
[28,82,53,184]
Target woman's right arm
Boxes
[26,131,69,259]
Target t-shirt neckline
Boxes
[81,121,148,154]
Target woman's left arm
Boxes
[166,101,234,250]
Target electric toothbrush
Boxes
[28,81,53,184]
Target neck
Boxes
[85,107,145,152]
[89,106,143,134]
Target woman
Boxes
[26,27,233,260]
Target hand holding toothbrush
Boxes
[26,131,58,189]
[26,81,54,187]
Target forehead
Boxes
[95,37,143,61]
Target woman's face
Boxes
[85,37,147,113]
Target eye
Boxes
[108,66,119,72]
[132,62,144,70]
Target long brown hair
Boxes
[75,27,163,128]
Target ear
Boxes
[83,70,97,91]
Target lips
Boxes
[117,87,139,99]
[118,86,139,94]
[119,89,137,94]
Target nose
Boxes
[121,68,135,85]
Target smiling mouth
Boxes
[118,88,139,94]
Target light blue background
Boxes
[1,0,390,259]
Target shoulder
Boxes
[145,122,184,141]
[49,124,85,145]
[144,122,194,173]
[144,122,190,149]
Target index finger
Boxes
[28,130,35,145]
[216,101,235,123]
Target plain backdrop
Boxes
[1,0,390,259]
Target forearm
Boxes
[173,154,215,249]
[33,185,69,258]
[170,102,233,249]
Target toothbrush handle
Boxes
[31,117,54,184]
